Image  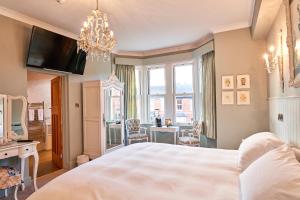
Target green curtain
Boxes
[115,64,137,119]
[201,51,217,139]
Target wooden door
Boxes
[51,76,63,168]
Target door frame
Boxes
[27,68,70,169]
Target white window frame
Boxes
[146,65,166,123]
[135,66,143,121]
[172,62,195,125]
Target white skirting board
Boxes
[269,97,300,147]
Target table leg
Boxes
[109,127,112,145]
[21,157,25,191]
[114,128,117,144]
[33,152,39,191]
[174,132,177,145]
[150,131,153,142]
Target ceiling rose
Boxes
[77,0,116,61]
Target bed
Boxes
[27,143,240,200]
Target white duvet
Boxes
[28,143,240,200]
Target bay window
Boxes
[143,62,194,124]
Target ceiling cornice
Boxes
[212,22,251,34]
[0,5,77,39]
[114,33,214,59]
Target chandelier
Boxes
[77,0,116,61]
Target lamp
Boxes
[263,45,278,74]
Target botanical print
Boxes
[222,91,234,105]
[237,91,250,105]
[222,76,234,90]
[237,75,250,89]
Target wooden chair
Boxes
[178,121,202,147]
[0,166,21,200]
[125,119,148,144]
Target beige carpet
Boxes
[2,169,67,200]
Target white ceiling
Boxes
[0,0,255,52]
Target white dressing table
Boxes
[0,141,39,191]
[0,94,40,198]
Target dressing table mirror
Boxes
[7,96,28,141]
[0,95,7,142]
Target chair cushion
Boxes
[128,133,148,140]
[0,167,21,190]
[178,136,200,144]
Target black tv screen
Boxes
[26,26,86,75]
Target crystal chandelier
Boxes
[78,0,116,61]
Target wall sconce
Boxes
[263,45,278,74]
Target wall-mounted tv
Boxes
[26,26,86,75]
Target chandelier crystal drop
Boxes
[77,0,116,61]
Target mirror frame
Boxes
[101,72,125,153]
[284,0,300,87]
[7,95,28,140]
[0,94,8,140]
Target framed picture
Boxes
[222,91,234,105]
[222,75,234,90]
[237,91,250,105]
[237,74,250,89]
[289,0,300,87]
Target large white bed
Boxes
[28,143,240,200]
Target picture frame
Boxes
[237,91,250,105]
[222,75,234,90]
[237,74,250,89]
[284,0,300,87]
[222,91,234,105]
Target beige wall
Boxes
[214,28,269,149]
[0,16,29,96]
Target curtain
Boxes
[201,51,217,139]
[115,64,137,120]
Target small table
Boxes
[150,126,180,144]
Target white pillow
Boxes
[291,147,300,162]
[238,132,284,171]
[240,145,300,200]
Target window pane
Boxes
[175,65,193,93]
[136,95,141,119]
[135,69,141,120]
[135,69,141,95]
[149,96,165,122]
[149,68,165,94]
[175,96,193,123]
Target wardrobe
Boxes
[82,74,125,159]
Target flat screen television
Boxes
[26,26,86,75]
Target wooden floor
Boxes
[29,150,60,177]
